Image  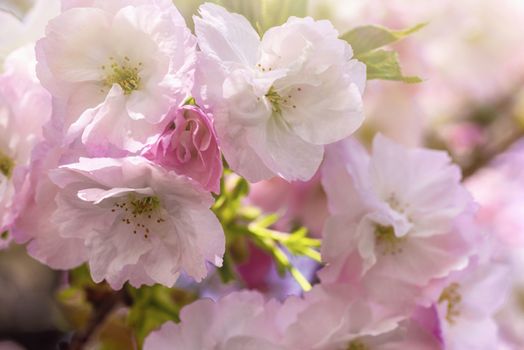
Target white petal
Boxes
[214,111,274,183]
[322,138,371,214]
[77,187,152,204]
[141,237,180,286]
[143,322,185,350]
[42,8,110,82]
[282,78,364,145]
[251,116,324,181]
[165,206,225,281]
[194,3,260,66]
[81,86,163,152]
[88,222,150,286]
[348,59,366,95]
[27,232,87,269]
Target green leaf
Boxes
[127,285,196,347]
[357,50,422,83]
[341,23,426,56]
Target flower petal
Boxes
[194,3,260,66]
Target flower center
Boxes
[264,86,301,115]
[375,224,404,255]
[102,56,142,95]
[265,86,283,114]
[385,192,408,213]
[0,150,14,178]
[111,194,166,239]
[346,340,368,350]
[438,282,462,324]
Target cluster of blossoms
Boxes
[143,135,510,349]
[0,0,520,349]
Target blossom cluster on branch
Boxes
[0,0,523,349]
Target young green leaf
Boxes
[341,23,426,56]
[357,50,422,83]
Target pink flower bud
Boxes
[145,105,222,193]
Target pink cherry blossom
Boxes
[0,46,52,248]
[143,105,222,193]
[194,3,365,182]
[48,156,224,288]
[10,141,88,268]
[282,284,404,350]
[36,0,196,153]
[319,135,475,306]
[144,291,286,350]
[432,260,511,350]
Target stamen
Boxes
[111,195,165,239]
[0,150,15,178]
[375,225,404,255]
[386,192,408,213]
[347,340,368,350]
[438,283,462,324]
[129,196,160,215]
[102,57,142,95]
[266,86,283,114]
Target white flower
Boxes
[144,291,286,350]
[36,0,196,152]
[194,3,365,182]
[435,261,511,350]
[320,135,474,291]
[49,156,225,288]
[0,46,52,246]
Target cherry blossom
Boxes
[319,135,475,303]
[433,260,511,350]
[194,3,365,182]
[36,0,196,153]
[48,156,224,288]
[0,46,52,247]
[10,139,88,268]
[144,291,285,350]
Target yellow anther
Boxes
[438,283,462,324]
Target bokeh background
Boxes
[1,0,524,349]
